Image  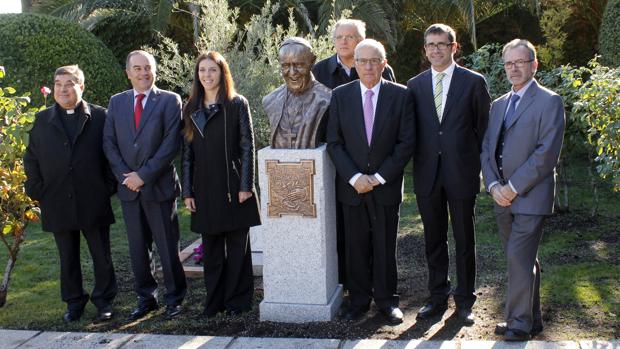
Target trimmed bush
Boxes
[599,0,620,67]
[0,13,127,106]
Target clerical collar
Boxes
[61,101,82,115]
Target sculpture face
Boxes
[280,52,313,95]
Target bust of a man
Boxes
[263,37,331,149]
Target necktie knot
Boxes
[365,89,374,99]
[503,94,521,127]
[436,72,445,82]
[136,93,146,103]
[510,93,520,104]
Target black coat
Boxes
[327,80,415,206]
[312,54,397,90]
[182,95,261,235]
[407,65,491,199]
[24,102,116,232]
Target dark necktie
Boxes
[503,94,521,128]
[134,93,145,129]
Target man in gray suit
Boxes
[103,50,186,320]
[480,39,565,341]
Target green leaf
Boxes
[2,224,13,235]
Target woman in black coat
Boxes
[182,51,261,317]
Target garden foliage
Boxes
[0,13,127,107]
[599,0,620,67]
[148,0,335,148]
[0,67,40,306]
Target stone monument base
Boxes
[260,284,343,323]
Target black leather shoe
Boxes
[342,306,368,321]
[129,302,158,320]
[504,328,532,341]
[456,308,475,325]
[496,322,543,336]
[96,305,113,322]
[380,306,404,325]
[63,309,83,323]
[165,304,183,319]
[416,301,448,319]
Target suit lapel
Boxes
[47,105,68,141]
[421,71,440,127]
[370,79,393,148]
[489,94,510,171]
[441,65,465,123]
[349,82,368,147]
[124,90,137,139]
[504,80,538,131]
[135,86,160,139]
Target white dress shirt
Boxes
[349,80,386,187]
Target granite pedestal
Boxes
[257,145,342,322]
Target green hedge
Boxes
[599,0,620,67]
[0,13,127,107]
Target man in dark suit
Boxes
[312,18,396,290]
[24,65,117,323]
[327,39,414,325]
[407,23,490,324]
[313,18,396,89]
[103,50,186,320]
[481,39,565,341]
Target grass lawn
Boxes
[0,155,618,339]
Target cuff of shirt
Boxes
[349,173,362,187]
[488,181,500,192]
[508,180,518,194]
[374,173,386,185]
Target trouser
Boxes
[202,228,254,316]
[53,225,117,311]
[121,197,187,307]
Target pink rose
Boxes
[40,86,51,96]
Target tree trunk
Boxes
[0,256,17,307]
[588,152,599,218]
[0,226,25,308]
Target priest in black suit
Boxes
[407,23,490,324]
[327,39,414,325]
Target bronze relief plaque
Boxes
[265,159,316,218]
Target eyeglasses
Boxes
[503,59,534,69]
[424,42,453,51]
[335,34,359,42]
[355,58,383,66]
[280,62,308,72]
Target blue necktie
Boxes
[503,94,521,128]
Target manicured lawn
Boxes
[0,156,618,339]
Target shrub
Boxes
[599,0,620,67]
[459,43,511,100]
[147,0,334,149]
[0,13,127,106]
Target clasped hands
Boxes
[353,174,381,194]
[490,184,517,207]
[122,171,144,192]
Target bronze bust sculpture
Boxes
[263,37,331,149]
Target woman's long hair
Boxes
[183,51,236,141]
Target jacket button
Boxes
[499,155,503,159]
[134,143,138,147]
[438,131,443,135]
[438,151,442,155]
[68,194,73,198]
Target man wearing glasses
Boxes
[312,19,396,90]
[407,23,490,325]
[481,39,565,341]
[312,19,396,292]
[327,39,414,324]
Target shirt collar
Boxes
[511,78,535,98]
[336,54,352,75]
[133,88,152,99]
[360,80,381,96]
[431,62,456,79]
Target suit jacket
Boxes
[327,79,415,206]
[407,65,490,199]
[24,102,116,232]
[480,79,565,215]
[313,54,396,89]
[103,86,182,202]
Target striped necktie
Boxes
[434,72,445,122]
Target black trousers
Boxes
[121,197,187,307]
[202,228,254,316]
[52,225,117,311]
[342,197,399,310]
[416,162,477,309]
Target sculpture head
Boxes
[279,37,316,95]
